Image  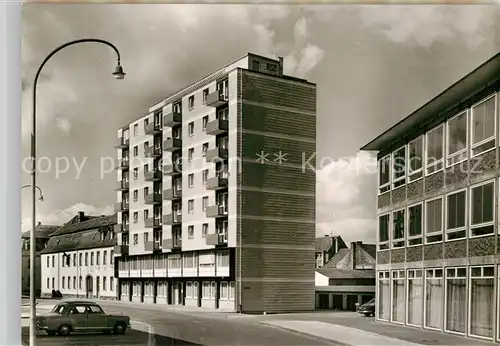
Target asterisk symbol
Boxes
[274,151,288,164]
[256,150,269,164]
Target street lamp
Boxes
[29,38,125,346]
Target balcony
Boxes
[145,241,162,252]
[163,163,182,176]
[115,180,129,191]
[206,119,228,135]
[206,91,228,107]
[163,138,182,152]
[116,159,129,170]
[206,205,227,218]
[206,233,228,246]
[162,237,182,250]
[115,137,129,149]
[145,146,162,158]
[114,223,129,233]
[145,122,162,135]
[163,111,182,127]
[144,169,162,181]
[144,192,162,204]
[206,176,228,190]
[163,214,182,225]
[163,188,182,201]
[114,201,130,212]
[205,148,228,163]
[114,245,129,256]
[145,218,162,228]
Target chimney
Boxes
[350,242,357,270]
[37,221,41,226]
[278,57,284,76]
[78,211,85,222]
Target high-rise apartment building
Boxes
[114,53,317,313]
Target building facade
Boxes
[114,53,317,313]
[315,235,347,268]
[315,241,376,310]
[40,212,117,299]
[362,52,500,342]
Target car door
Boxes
[67,305,88,331]
[86,304,108,330]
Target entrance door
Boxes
[332,294,343,310]
[318,294,329,309]
[85,276,93,299]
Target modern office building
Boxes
[40,212,117,299]
[361,52,500,341]
[114,53,317,313]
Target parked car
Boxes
[357,298,375,317]
[35,300,131,336]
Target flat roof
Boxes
[361,52,500,152]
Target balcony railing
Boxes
[144,169,162,181]
[162,237,182,250]
[114,245,129,256]
[163,138,182,152]
[115,180,130,191]
[163,213,182,225]
[144,192,162,204]
[206,119,228,135]
[145,146,162,158]
[205,148,228,163]
[115,137,129,149]
[206,205,227,218]
[206,91,228,107]
[114,223,129,233]
[206,233,228,246]
[163,111,182,127]
[163,163,182,176]
[145,218,162,228]
[114,201,130,212]
[116,159,129,170]
[206,176,228,191]
[163,188,182,201]
[145,241,162,252]
[145,122,162,135]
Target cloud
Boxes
[316,151,378,243]
[21,202,113,232]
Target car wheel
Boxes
[58,324,71,336]
[113,323,127,335]
[46,331,56,337]
[363,313,371,317]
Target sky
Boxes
[21,4,500,243]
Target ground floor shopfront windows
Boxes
[377,265,498,342]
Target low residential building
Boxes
[21,223,59,297]
[361,52,500,342]
[315,241,376,310]
[315,235,346,268]
[40,212,117,299]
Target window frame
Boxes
[423,268,444,331]
[446,110,468,167]
[445,188,467,242]
[470,93,497,158]
[188,122,194,136]
[468,265,495,340]
[188,225,194,239]
[390,270,406,325]
[425,124,445,176]
[188,173,194,188]
[392,145,407,189]
[407,202,423,247]
[444,267,467,335]
[391,208,405,249]
[378,154,391,195]
[408,136,424,182]
[469,179,495,238]
[424,196,444,244]
[377,213,390,250]
[376,271,390,321]
[406,269,423,327]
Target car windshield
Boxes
[50,305,66,314]
[367,299,375,304]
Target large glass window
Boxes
[391,270,405,323]
[407,203,423,246]
[470,181,494,237]
[471,94,496,156]
[426,125,444,174]
[392,146,406,188]
[407,269,423,326]
[378,155,391,194]
[446,111,467,166]
[408,136,423,181]
[425,198,443,244]
[425,268,443,330]
[445,267,467,334]
[378,214,390,250]
[446,190,466,241]
[469,266,494,338]
[392,209,405,248]
[377,271,390,321]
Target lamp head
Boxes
[39,195,44,202]
[112,64,126,80]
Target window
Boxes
[391,270,405,323]
[392,146,406,188]
[110,277,114,291]
[144,209,149,220]
[203,88,209,104]
[188,174,194,188]
[446,111,467,166]
[202,116,209,131]
[103,251,107,265]
[133,190,138,202]
[446,190,466,241]
[425,197,443,244]
[96,252,100,265]
[46,256,49,267]
[52,278,55,289]
[378,214,389,250]
[407,203,422,246]
[266,63,277,72]
[90,252,94,265]
[79,276,82,289]
[133,168,138,180]
[85,253,88,266]
[202,281,216,299]
[46,278,49,289]
[52,255,55,267]
[188,226,194,239]
[220,281,229,300]
[469,266,495,338]
[133,234,138,245]
[470,181,494,237]
[202,143,209,156]
[202,169,208,184]
[133,212,138,223]
[188,122,194,136]
[378,155,390,194]
[426,125,444,174]
[407,269,423,327]
[445,267,467,334]
[252,60,260,71]
[62,277,65,289]
[392,209,405,248]
[133,146,138,157]
[188,95,194,110]
[68,276,71,289]
[144,232,149,244]
[133,124,138,136]
[188,148,194,162]
[73,277,76,289]
[377,271,390,320]
[79,253,82,266]
[202,196,209,211]
[471,95,496,156]
[144,118,149,129]
[202,223,208,237]
[103,277,107,291]
[424,268,443,330]
[73,254,76,267]
[408,136,423,181]
[188,200,194,214]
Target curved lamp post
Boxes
[29,39,125,346]
[21,184,44,202]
